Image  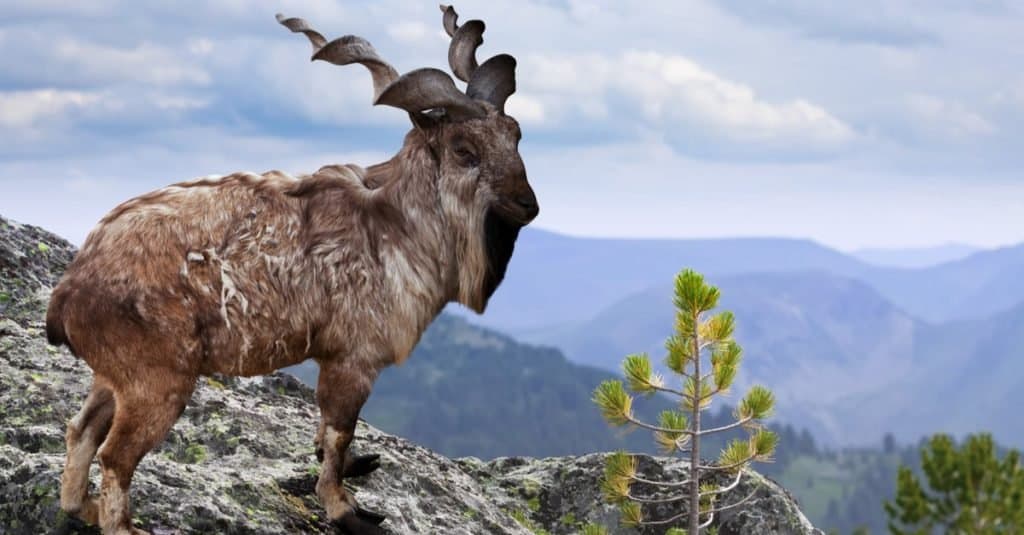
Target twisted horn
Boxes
[441,4,459,37]
[275,13,327,52]
[467,54,516,113]
[276,13,398,102]
[438,5,518,112]
[440,5,484,83]
[376,68,484,120]
[279,10,494,123]
[448,20,484,83]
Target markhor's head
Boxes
[279,5,538,311]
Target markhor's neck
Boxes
[365,141,460,305]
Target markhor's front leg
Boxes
[315,419,382,477]
[315,361,386,534]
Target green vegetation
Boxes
[885,433,1024,534]
[183,442,208,464]
[593,269,777,532]
[508,508,551,535]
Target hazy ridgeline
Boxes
[454,228,1024,449]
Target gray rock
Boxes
[0,216,76,327]
[0,215,821,534]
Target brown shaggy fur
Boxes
[46,109,537,534]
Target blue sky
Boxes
[0,0,1021,250]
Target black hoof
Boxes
[344,454,381,478]
[356,506,386,525]
[333,507,387,534]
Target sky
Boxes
[0,0,1021,250]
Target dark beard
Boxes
[481,209,522,302]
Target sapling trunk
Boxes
[689,307,701,535]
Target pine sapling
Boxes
[593,268,778,533]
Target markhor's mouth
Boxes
[497,201,539,226]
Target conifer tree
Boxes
[593,268,777,533]
[885,433,1024,534]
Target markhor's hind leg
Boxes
[97,375,195,535]
[61,381,116,525]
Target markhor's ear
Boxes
[408,109,444,131]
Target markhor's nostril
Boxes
[516,194,536,209]
[516,195,539,219]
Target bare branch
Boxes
[638,509,717,528]
[708,487,760,514]
[700,470,743,497]
[631,475,692,488]
[626,491,689,505]
[697,416,753,436]
[623,414,694,436]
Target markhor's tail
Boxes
[45,286,69,349]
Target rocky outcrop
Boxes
[0,217,75,327]
[0,215,821,534]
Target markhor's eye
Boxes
[453,146,479,167]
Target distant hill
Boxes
[863,243,1024,323]
[831,300,1024,447]
[851,243,980,268]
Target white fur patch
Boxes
[61,428,96,510]
[99,468,129,532]
[316,426,357,518]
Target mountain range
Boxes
[454,228,1024,447]
[850,243,979,268]
[466,228,1024,329]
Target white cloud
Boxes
[992,80,1024,110]
[188,38,215,56]
[387,21,430,44]
[0,89,103,128]
[505,93,546,125]
[712,0,940,46]
[152,95,210,111]
[520,50,854,153]
[908,93,996,138]
[249,40,409,127]
[51,38,210,86]
[621,51,854,146]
